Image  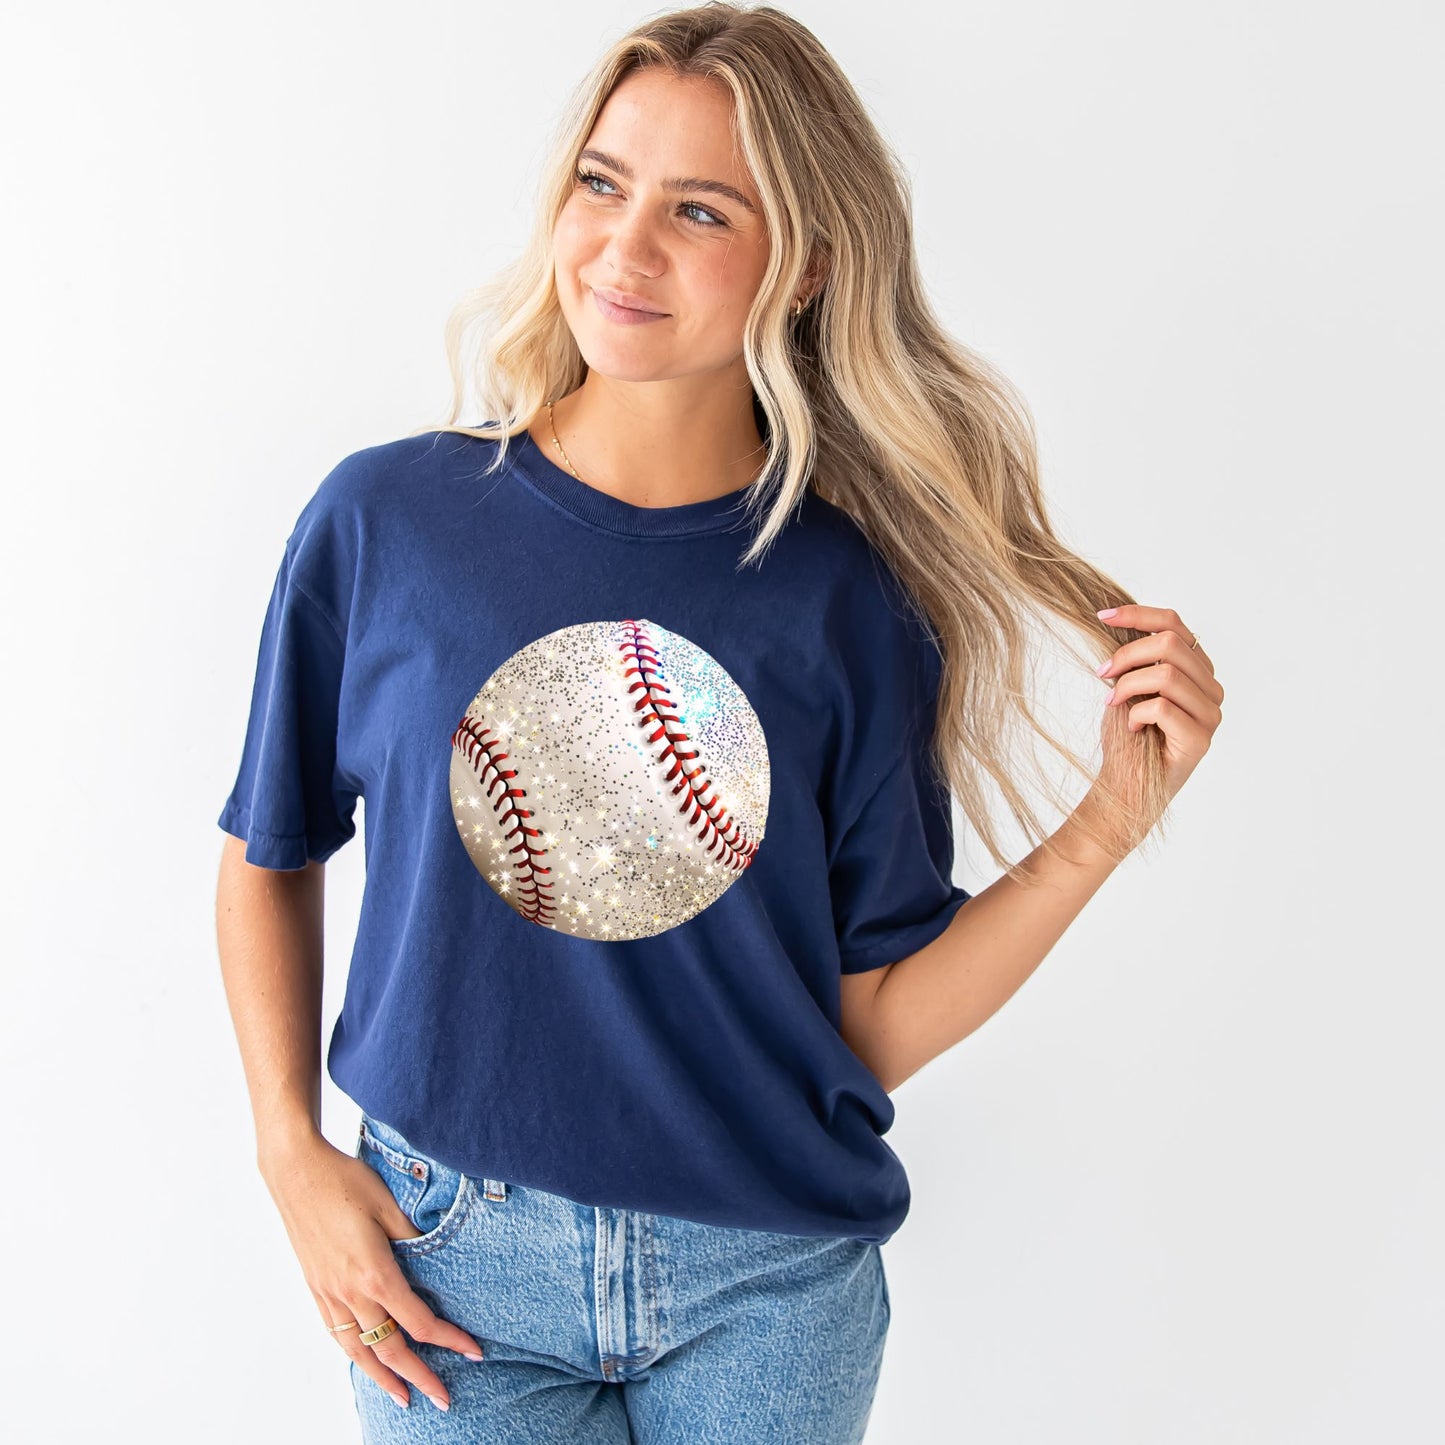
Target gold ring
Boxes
[327,1320,359,1335]
[358,1317,400,1347]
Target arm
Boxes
[840,798,1121,1094]
[214,833,329,1170]
[213,833,484,1407]
[840,600,1221,1094]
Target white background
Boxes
[2,1,1439,1439]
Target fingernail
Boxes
[1104,687,1117,704]
[1098,607,1119,619]
[1095,660,1111,676]
[463,1351,485,1361]
[389,1391,410,1409]
[428,1396,451,1412]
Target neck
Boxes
[530,379,768,509]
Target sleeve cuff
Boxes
[837,887,971,973]
[217,801,347,871]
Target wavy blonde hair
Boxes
[418,1,1172,878]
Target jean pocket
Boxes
[356,1114,474,1256]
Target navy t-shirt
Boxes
[217,426,971,1244]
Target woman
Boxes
[214,4,1223,1440]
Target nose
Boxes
[597,205,667,280]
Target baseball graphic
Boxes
[449,618,770,941]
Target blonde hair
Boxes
[419,1,1173,878]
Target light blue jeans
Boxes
[349,1112,891,1443]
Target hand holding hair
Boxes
[1094,602,1223,808]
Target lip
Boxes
[591,285,669,321]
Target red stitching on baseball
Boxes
[618,620,758,872]
[451,712,556,924]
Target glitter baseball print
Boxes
[449,618,771,941]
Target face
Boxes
[552,68,771,387]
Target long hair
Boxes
[419,1,1172,877]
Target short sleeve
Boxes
[216,543,360,870]
[827,621,971,972]
[828,732,972,972]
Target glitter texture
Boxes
[449,618,771,941]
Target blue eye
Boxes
[574,167,726,229]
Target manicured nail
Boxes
[1104,687,1117,704]
[1095,660,1111,676]
[389,1391,410,1409]
[1097,607,1119,619]
[428,1396,451,1412]
[463,1351,485,1361]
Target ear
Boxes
[801,249,832,301]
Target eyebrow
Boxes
[576,148,758,215]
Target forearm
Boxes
[863,802,1124,1093]
[214,837,329,1177]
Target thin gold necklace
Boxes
[545,399,583,480]
[546,398,764,499]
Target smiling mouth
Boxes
[591,293,671,328]
[591,286,668,316]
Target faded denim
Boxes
[349,1111,891,1443]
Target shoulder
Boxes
[287,427,500,552]
[801,488,942,696]
[277,429,496,623]
[294,430,483,528]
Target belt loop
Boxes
[483,1178,507,1201]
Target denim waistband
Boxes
[358,1111,509,1203]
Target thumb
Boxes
[379,1196,424,1242]
[359,1170,425,1242]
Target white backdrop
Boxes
[2,2,1439,1440]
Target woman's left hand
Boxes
[1095,603,1223,802]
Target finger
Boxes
[1097,618,1221,704]
[313,1287,371,1359]
[323,1291,413,1412]
[1114,695,1212,755]
[347,1284,457,1414]
[382,1273,485,1363]
[1097,603,1208,658]
[1097,603,1192,638]
[314,1288,365,1351]
[1105,661,1222,731]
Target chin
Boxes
[573,339,678,385]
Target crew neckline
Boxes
[507,426,765,539]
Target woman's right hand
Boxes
[260,1130,485,1413]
